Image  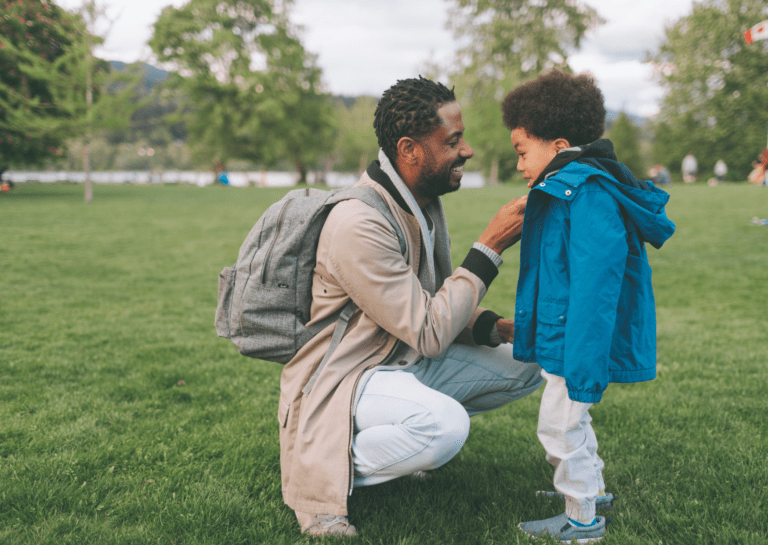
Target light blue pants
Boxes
[352,343,543,487]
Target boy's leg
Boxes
[406,343,544,416]
[352,370,470,487]
[583,407,606,494]
[537,370,599,523]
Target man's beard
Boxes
[414,156,465,202]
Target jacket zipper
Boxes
[348,339,400,496]
[260,199,293,284]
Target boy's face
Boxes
[511,128,566,188]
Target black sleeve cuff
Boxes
[473,310,502,346]
[460,248,499,288]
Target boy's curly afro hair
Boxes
[374,76,456,161]
[501,69,605,146]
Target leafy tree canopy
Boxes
[0,0,80,166]
[149,0,335,179]
[651,0,768,178]
[444,0,603,182]
[332,96,379,173]
[608,112,645,178]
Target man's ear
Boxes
[396,137,421,165]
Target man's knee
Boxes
[421,397,470,469]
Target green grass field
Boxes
[1,182,767,545]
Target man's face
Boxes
[511,128,562,188]
[414,101,474,200]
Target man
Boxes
[278,77,543,537]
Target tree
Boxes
[0,0,140,202]
[332,96,380,173]
[148,0,335,182]
[0,0,78,166]
[651,0,768,179]
[608,112,644,177]
[444,0,603,183]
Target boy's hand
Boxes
[496,319,515,343]
[478,196,527,255]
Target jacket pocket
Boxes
[536,301,568,362]
[278,394,290,428]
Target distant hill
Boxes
[606,109,646,128]
[109,61,169,91]
[106,62,649,128]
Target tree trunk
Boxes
[489,157,499,186]
[295,157,307,185]
[84,53,93,204]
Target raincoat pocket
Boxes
[536,301,568,362]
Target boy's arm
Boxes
[564,185,628,403]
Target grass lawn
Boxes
[1,181,767,545]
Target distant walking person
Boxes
[714,160,727,183]
[682,152,698,183]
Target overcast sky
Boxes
[56,0,697,117]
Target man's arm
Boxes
[473,196,528,345]
[322,197,527,357]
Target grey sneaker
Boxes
[518,512,606,543]
[305,514,358,537]
[535,490,617,510]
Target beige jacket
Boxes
[278,158,498,517]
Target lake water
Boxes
[4,170,486,188]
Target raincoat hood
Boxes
[536,139,675,249]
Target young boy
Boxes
[501,69,675,543]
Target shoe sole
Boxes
[517,522,604,543]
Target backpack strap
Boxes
[302,300,358,395]
[328,185,407,255]
[301,186,406,395]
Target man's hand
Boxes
[496,319,515,344]
[477,195,527,255]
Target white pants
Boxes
[352,343,543,487]
[537,370,605,522]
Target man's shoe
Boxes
[518,512,606,543]
[535,490,618,510]
[305,514,357,537]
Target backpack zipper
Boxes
[261,198,294,284]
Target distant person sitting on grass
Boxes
[648,164,670,186]
[214,160,230,185]
[501,69,676,543]
[0,167,12,194]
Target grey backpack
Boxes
[215,185,406,367]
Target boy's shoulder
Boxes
[548,161,614,187]
[535,162,616,199]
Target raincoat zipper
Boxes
[348,339,401,496]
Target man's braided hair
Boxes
[374,76,456,161]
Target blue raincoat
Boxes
[513,143,675,403]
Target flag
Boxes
[744,20,768,44]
